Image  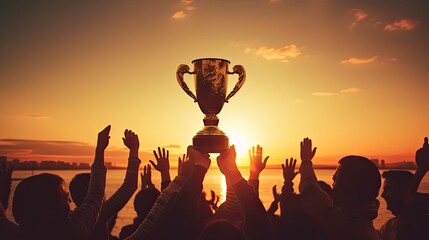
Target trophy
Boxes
[176,58,246,153]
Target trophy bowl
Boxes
[176,58,246,153]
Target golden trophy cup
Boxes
[176,58,246,153]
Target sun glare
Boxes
[228,132,251,166]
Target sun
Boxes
[228,132,251,166]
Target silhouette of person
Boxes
[69,129,141,240]
[298,138,381,240]
[119,164,160,239]
[0,125,110,240]
[378,170,413,240]
[395,137,429,240]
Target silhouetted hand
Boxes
[282,158,299,183]
[96,125,111,152]
[208,190,220,211]
[178,153,193,179]
[416,137,429,172]
[0,160,13,209]
[267,185,280,214]
[300,137,317,162]
[217,145,242,185]
[122,129,139,158]
[249,145,269,180]
[150,147,171,182]
[141,164,154,189]
[188,145,210,170]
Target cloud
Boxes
[313,87,362,97]
[340,56,377,64]
[172,11,186,19]
[312,92,339,97]
[27,114,48,120]
[350,9,368,29]
[181,0,193,4]
[340,87,362,93]
[268,0,281,3]
[161,144,182,149]
[384,19,419,31]
[245,44,302,62]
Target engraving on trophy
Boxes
[176,58,246,153]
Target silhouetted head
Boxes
[318,180,333,198]
[381,170,413,216]
[69,173,90,206]
[13,173,71,229]
[332,156,381,208]
[134,188,160,218]
[199,219,245,240]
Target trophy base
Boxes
[193,134,229,153]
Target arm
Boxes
[150,147,171,190]
[96,130,141,226]
[218,145,272,240]
[158,146,210,239]
[126,151,193,239]
[69,125,109,239]
[279,158,301,217]
[298,138,332,222]
[0,160,12,210]
[248,145,269,195]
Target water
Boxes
[5,168,429,237]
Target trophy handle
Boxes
[176,64,197,102]
[225,65,246,103]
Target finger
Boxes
[292,158,297,168]
[167,150,169,160]
[162,148,166,158]
[281,164,285,171]
[144,165,147,174]
[148,164,152,172]
[153,150,159,160]
[158,147,162,159]
[312,147,317,156]
[285,158,289,167]
[248,149,252,160]
[263,156,269,166]
[252,146,255,158]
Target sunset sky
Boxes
[1,0,428,167]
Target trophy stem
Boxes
[203,114,219,126]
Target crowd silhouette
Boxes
[0,126,428,240]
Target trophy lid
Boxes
[192,58,231,63]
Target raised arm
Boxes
[96,129,141,226]
[248,145,269,195]
[126,154,192,239]
[0,160,12,210]
[298,138,332,221]
[218,145,272,240]
[150,147,171,190]
[69,125,109,239]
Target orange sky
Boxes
[1,0,428,167]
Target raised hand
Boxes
[97,125,111,151]
[249,145,269,180]
[217,145,242,185]
[150,147,171,182]
[208,190,220,211]
[0,160,13,209]
[267,185,280,214]
[282,158,299,183]
[187,146,210,169]
[141,164,154,189]
[416,137,429,172]
[178,153,193,178]
[300,137,317,162]
[122,129,139,158]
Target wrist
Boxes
[161,171,171,182]
[129,149,138,158]
[249,172,260,180]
